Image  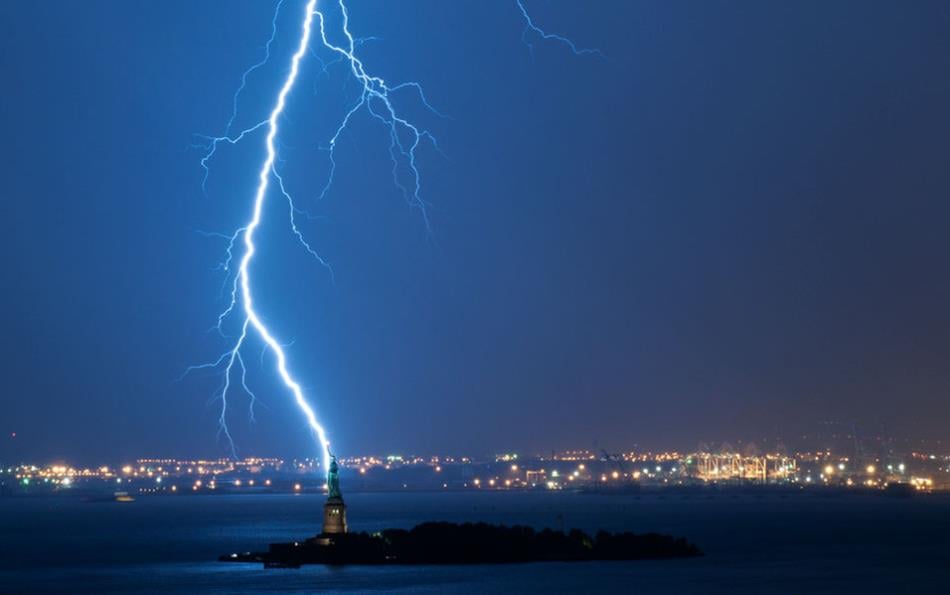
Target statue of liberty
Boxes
[327,453,342,500]
[321,452,347,535]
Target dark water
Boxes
[1,491,949,593]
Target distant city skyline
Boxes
[5,445,946,495]
[3,424,947,468]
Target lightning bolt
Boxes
[185,0,441,477]
[228,0,330,473]
[515,0,603,58]
[185,0,590,478]
[311,0,443,231]
[184,0,330,474]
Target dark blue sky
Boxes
[2,1,949,463]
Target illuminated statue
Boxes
[327,454,342,500]
[322,453,347,535]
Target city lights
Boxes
[2,448,946,497]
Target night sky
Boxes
[2,1,949,463]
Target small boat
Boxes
[82,491,137,504]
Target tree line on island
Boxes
[232,522,702,566]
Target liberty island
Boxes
[219,458,700,567]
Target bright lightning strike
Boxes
[185,0,441,477]
[186,0,330,474]
[185,0,589,478]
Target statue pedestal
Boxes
[322,496,347,535]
